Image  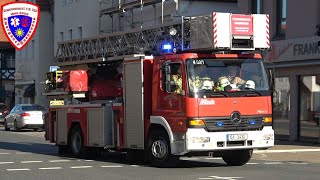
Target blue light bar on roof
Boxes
[162,43,173,50]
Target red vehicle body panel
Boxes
[48,53,272,150]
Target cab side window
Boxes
[162,63,183,94]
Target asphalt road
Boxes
[0,127,320,180]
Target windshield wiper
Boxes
[243,88,262,96]
[210,91,229,97]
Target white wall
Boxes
[54,0,101,53]
[36,11,54,106]
[15,11,54,106]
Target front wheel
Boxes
[147,130,179,167]
[222,149,253,166]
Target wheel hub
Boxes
[151,138,168,159]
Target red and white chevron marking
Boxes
[213,12,218,47]
[266,15,270,47]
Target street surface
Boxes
[1,126,320,180]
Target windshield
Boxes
[186,58,270,97]
[22,105,46,111]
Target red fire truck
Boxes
[44,12,274,166]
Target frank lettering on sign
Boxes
[1,2,40,50]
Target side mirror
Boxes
[268,68,275,92]
[165,65,171,74]
[264,62,275,92]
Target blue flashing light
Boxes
[216,121,224,127]
[249,120,256,125]
[162,43,173,51]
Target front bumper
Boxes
[17,118,44,129]
[171,126,274,155]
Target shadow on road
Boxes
[0,140,227,168]
[0,141,58,155]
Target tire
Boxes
[69,126,86,156]
[222,149,253,166]
[13,120,19,132]
[147,130,179,167]
[4,120,9,131]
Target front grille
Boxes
[204,116,264,132]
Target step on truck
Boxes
[43,12,274,166]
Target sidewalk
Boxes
[270,140,320,150]
[252,140,320,163]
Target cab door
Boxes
[156,61,187,133]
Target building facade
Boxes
[239,0,320,143]
[99,0,239,33]
[54,0,239,52]
[0,0,16,109]
[14,0,54,107]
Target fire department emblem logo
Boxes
[1,2,40,50]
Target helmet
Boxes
[201,79,213,90]
[245,80,255,89]
[218,77,230,88]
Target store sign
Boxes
[231,14,253,36]
[265,36,320,62]
[50,66,59,72]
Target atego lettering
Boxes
[200,99,215,105]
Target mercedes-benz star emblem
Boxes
[230,111,241,124]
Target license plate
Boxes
[227,134,247,141]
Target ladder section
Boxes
[55,21,186,65]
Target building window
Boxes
[273,77,290,140]
[8,56,15,68]
[299,75,320,142]
[68,29,72,40]
[251,0,262,14]
[60,32,64,41]
[77,26,82,39]
[276,0,286,37]
[66,0,73,4]
[60,0,66,6]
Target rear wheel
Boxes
[222,149,253,166]
[69,126,86,156]
[4,120,9,131]
[147,130,179,167]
